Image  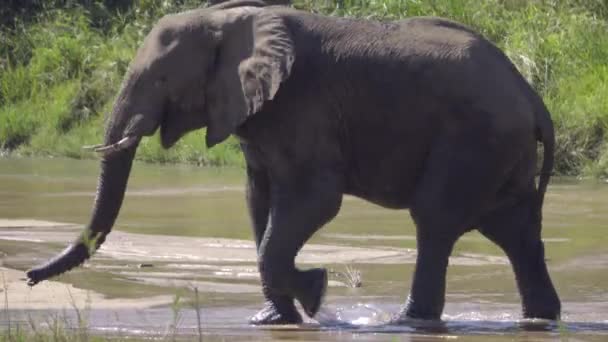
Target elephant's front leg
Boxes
[245,166,302,325]
[256,172,343,324]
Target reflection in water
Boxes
[1,157,608,340]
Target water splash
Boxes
[315,302,393,327]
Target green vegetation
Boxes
[0,281,207,341]
[1,0,607,176]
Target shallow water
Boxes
[1,156,608,340]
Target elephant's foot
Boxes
[249,297,302,325]
[522,296,561,321]
[293,268,328,318]
[390,295,443,323]
[523,308,560,321]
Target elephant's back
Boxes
[281,9,484,61]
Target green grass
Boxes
[0,280,208,341]
[1,0,607,176]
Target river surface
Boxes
[0,156,607,341]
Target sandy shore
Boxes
[0,218,508,310]
[0,266,174,310]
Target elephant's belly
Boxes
[346,175,417,210]
[358,190,412,209]
[343,146,427,210]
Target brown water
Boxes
[1,156,608,341]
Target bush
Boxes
[1,0,607,177]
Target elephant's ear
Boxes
[205,11,294,148]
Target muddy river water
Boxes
[1,157,607,340]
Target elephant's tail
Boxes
[533,95,555,212]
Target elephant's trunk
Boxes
[26,121,139,286]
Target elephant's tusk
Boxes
[90,136,138,156]
[82,144,105,150]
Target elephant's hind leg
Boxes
[395,138,513,321]
[255,170,343,323]
[245,166,302,325]
[479,189,561,320]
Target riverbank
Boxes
[1,0,607,176]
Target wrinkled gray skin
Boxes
[26,0,561,325]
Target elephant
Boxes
[26,0,561,324]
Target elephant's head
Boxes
[26,0,294,285]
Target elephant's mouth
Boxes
[159,103,206,149]
[160,108,178,149]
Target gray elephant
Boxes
[26,0,561,324]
